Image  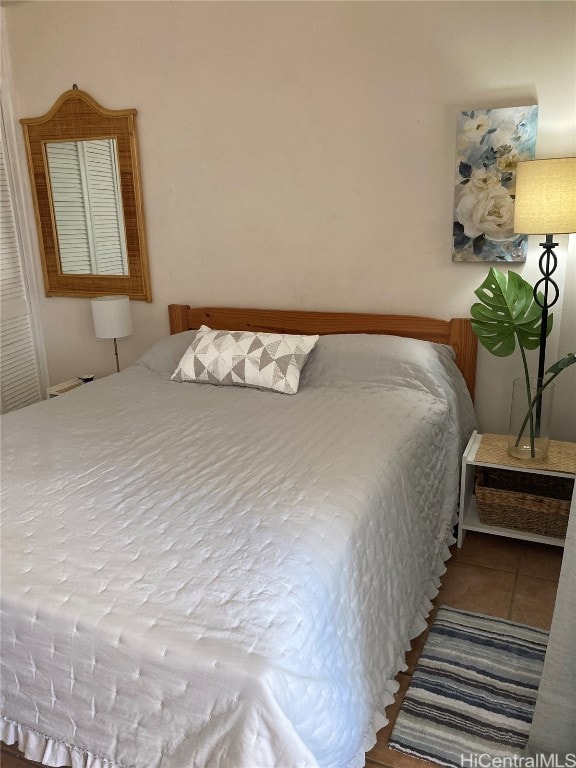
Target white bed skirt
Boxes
[2,717,122,768]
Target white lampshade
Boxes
[91,295,132,339]
[514,157,576,235]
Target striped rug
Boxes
[389,607,548,767]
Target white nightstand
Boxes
[46,379,84,398]
[458,430,576,548]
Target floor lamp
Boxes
[513,158,576,393]
[91,295,133,372]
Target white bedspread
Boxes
[1,333,475,768]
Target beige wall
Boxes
[3,0,576,439]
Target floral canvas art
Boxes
[452,105,538,262]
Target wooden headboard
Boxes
[168,305,478,401]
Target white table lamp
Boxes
[91,295,132,372]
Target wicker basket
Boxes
[475,467,573,538]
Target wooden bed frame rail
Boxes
[168,305,478,401]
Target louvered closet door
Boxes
[0,123,43,412]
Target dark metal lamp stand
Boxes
[533,233,560,431]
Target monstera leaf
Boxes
[546,352,576,378]
[470,268,552,357]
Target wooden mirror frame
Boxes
[20,89,152,301]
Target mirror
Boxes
[21,89,151,301]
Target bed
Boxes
[1,306,477,768]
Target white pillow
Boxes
[172,325,319,395]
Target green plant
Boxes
[470,267,575,457]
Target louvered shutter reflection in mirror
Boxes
[45,139,128,276]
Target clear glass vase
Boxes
[508,377,554,460]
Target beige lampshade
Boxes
[514,157,576,235]
[91,295,132,339]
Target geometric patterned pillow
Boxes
[172,325,319,395]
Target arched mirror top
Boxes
[20,88,152,301]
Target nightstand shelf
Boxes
[46,379,83,397]
[458,431,576,548]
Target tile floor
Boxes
[1,532,564,768]
[365,531,563,768]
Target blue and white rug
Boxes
[389,607,548,767]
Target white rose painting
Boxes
[452,105,538,262]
